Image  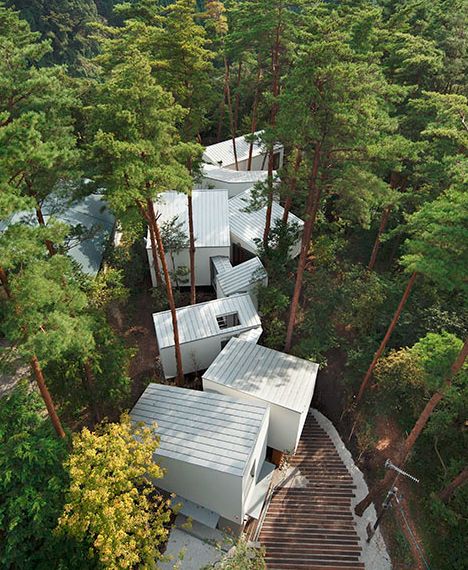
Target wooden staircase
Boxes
[259,414,364,569]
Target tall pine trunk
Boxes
[233,60,242,137]
[83,359,101,423]
[223,56,238,170]
[284,144,322,352]
[0,266,11,298]
[355,272,418,404]
[146,199,184,386]
[35,206,56,256]
[355,337,468,516]
[247,60,262,171]
[368,205,392,271]
[148,222,163,287]
[262,151,275,247]
[262,22,282,244]
[31,354,66,438]
[439,467,468,503]
[282,148,302,223]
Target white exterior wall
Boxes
[147,245,231,287]
[156,455,243,524]
[241,407,270,518]
[159,330,261,379]
[203,379,303,453]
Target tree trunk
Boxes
[282,148,302,223]
[439,467,468,503]
[233,60,242,137]
[35,206,56,256]
[284,144,322,352]
[83,359,101,423]
[31,354,66,438]
[247,61,262,171]
[223,56,238,170]
[148,221,163,287]
[146,199,184,386]
[355,337,468,516]
[0,266,11,299]
[188,194,196,305]
[216,92,225,142]
[368,205,392,271]
[355,271,419,405]
[262,150,275,248]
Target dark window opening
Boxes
[216,312,240,330]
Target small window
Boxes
[216,312,240,330]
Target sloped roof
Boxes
[153,293,261,349]
[131,383,268,476]
[229,188,304,255]
[202,167,269,184]
[203,131,266,167]
[203,338,319,414]
[152,190,230,248]
[217,257,266,297]
[0,193,114,276]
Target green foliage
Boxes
[0,4,79,217]
[57,415,172,569]
[0,383,69,567]
[203,537,266,570]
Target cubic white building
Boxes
[153,294,262,379]
[131,384,274,528]
[147,190,230,287]
[229,188,304,261]
[203,338,319,454]
[199,165,269,198]
[202,131,283,172]
[214,256,267,310]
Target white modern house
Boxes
[229,188,304,261]
[146,190,230,287]
[214,257,267,310]
[202,131,283,172]
[131,384,274,529]
[199,165,269,198]
[203,338,319,454]
[0,193,115,276]
[153,294,262,379]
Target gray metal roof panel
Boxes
[203,338,319,413]
[131,384,268,476]
[153,293,262,348]
[153,190,230,248]
[217,257,266,296]
[202,131,266,167]
[210,256,232,275]
[203,168,269,184]
[229,189,304,254]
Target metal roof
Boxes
[153,293,262,349]
[217,257,267,297]
[229,189,304,255]
[203,131,267,167]
[203,338,319,414]
[202,167,269,184]
[152,190,230,248]
[131,383,268,476]
[0,193,114,276]
[210,255,233,275]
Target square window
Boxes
[216,312,240,330]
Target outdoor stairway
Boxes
[259,413,364,570]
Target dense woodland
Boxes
[0,0,467,568]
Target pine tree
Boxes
[0,4,79,256]
[86,31,190,385]
[356,186,468,403]
[279,5,394,352]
